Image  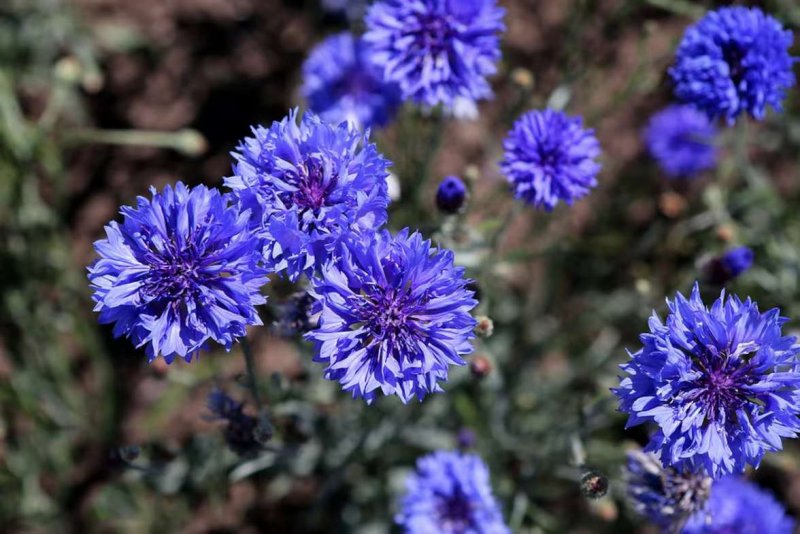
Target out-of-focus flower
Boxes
[625,450,712,529]
[306,229,477,404]
[670,7,796,123]
[500,109,601,211]
[301,32,401,129]
[474,316,494,338]
[225,110,391,281]
[88,183,267,363]
[396,450,510,534]
[683,476,794,533]
[272,291,317,337]
[705,246,755,285]
[436,176,468,214]
[206,388,264,457]
[614,283,800,478]
[643,105,718,179]
[364,0,505,118]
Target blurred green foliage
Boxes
[3,0,800,532]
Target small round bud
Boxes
[457,428,476,450]
[436,176,468,215]
[658,192,687,218]
[54,57,82,84]
[469,355,492,378]
[474,316,494,338]
[510,67,535,89]
[175,129,208,157]
[580,469,609,499]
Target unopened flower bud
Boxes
[469,355,492,378]
[580,469,609,499]
[457,428,476,450]
[436,176,468,215]
[474,316,494,338]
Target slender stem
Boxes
[67,128,207,156]
[240,337,263,411]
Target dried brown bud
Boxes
[469,355,492,378]
[580,469,609,499]
[474,316,494,338]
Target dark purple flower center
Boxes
[359,288,417,340]
[292,158,336,212]
[141,236,211,302]
[437,492,476,532]
[693,363,748,422]
[721,42,746,86]
[414,13,456,56]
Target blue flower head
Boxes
[644,105,718,179]
[224,110,391,281]
[364,0,505,118]
[306,229,477,404]
[614,283,800,478]
[683,476,794,533]
[500,109,601,211]
[302,32,401,129]
[625,450,712,529]
[396,450,510,534]
[88,183,267,363]
[670,7,796,123]
[436,175,468,214]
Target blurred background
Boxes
[3,0,800,531]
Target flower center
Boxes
[663,469,712,518]
[437,493,475,532]
[142,240,206,302]
[293,158,334,212]
[415,12,455,56]
[721,42,746,86]
[697,367,744,422]
[361,289,414,340]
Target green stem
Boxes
[67,128,207,156]
[240,337,263,411]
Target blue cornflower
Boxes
[670,7,796,123]
[683,476,794,533]
[436,175,468,214]
[224,110,391,281]
[614,283,800,478]
[625,450,712,530]
[301,32,401,129]
[364,0,505,118]
[396,450,510,534]
[500,109,601,211]
[206,388,263,457]
[88,183,267,363]
[644,105,718,179]
[306,229,477,404]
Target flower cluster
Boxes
[306,230,477,404]
[396,450,509,534]
[500,109,601,211]
[225,109,391,281]
[364,0,505,118]
[614,284,800,478]
[671,6,796,122]
[302,32,401,128]
[88,182,267,363]
[644,105,718,179]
